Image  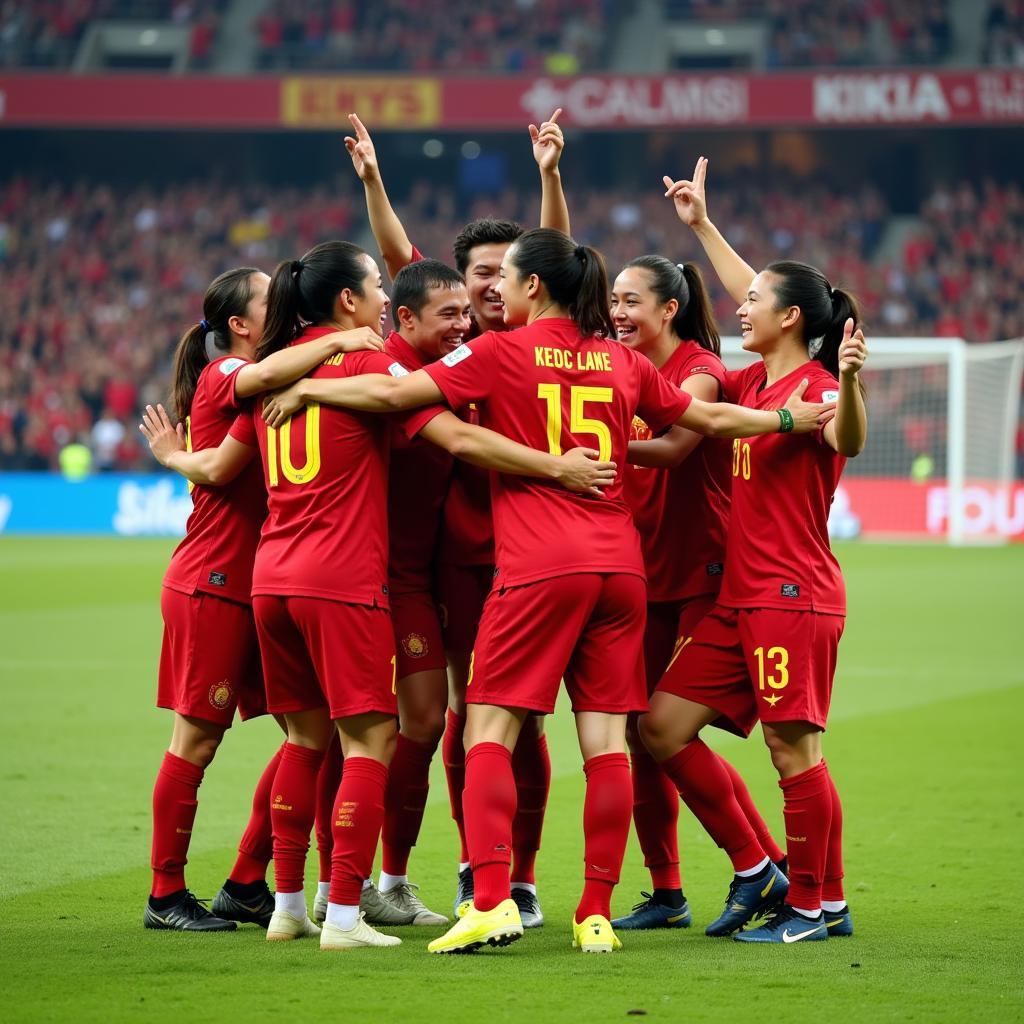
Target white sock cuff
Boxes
[735,857,770,878]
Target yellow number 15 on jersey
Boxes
[537,384,614,461]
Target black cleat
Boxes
[211,881,275,928]
[453,866,474,918]
[144,890,237,932]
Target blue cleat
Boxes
[612,892,692,930]
[704,862,788,937]
[824,904,854,937]
[734,904,828,943]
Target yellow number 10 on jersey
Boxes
[267,403,322,486]
[537,384,614,461]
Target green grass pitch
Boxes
[1,537,1021,1023]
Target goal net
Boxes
[719,337,1024,544]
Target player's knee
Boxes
[186,732,223,768]
[402,711,445,749]
[762,731,797,776]
[637,711,670,760]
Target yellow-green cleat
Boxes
[427,899,523,954]
[572,915,623,953]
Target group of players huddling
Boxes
[139,109,868,954]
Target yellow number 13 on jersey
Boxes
[537,384,614,461]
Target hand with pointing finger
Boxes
[663,156,709,228]
[344,112,380,183]
[530,107,565,173]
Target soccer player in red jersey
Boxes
[261,228,836,955]
[176,240,614,951]
[638,158,868,943]
[344,111,569,924]
[140,267,382,932]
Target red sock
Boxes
[821,760,845,904]
[314,736,343,883]
[717,753,786,865]
[271,742,325,894]
[328,757,388,907]
[229,743,284,885]
[576,753,632,921]
[660,740,766,873]
[630,744,681,891]
[382,734,437,876]
[442,709,469,862]
[511,726,550,885]
[779,760,832,911]
[151,752,204,897]
[463,742,516,911]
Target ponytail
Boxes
[258,241,370,362]
[765,260,862,379]
[169,266,260,419]
[510,228,615,339]
[625,256,721,355]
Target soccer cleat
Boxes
[611,892,692,931]
[705,862,789,937]
[378,882,449,926]
[734,904,828,944]
[313,891,328,926]
[453,866,474,919]
[572,915,622,953]
[266,908,322,941]
[320,913,402,950]
[427,899,523,954]
[511,887,544,928]
[824,905,854,937]
[211,882,275,929]
[144,891,237,932]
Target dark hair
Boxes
[258,240,369,360]
[509,228,615,339]
[392,259,466,326]
[452,218,523,274]
[625,256,720,355]
[170,266,260,419]
[765,260,860,379]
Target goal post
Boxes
[718,337,1024,544]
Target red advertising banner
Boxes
[832,479,1024,542]
[1,70,1022,131]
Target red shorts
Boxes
[656,603,845,737]
[435,562,495,653]
[252,595,397,720]
[468,573,647,715]
[157,588,266,727]
[643,594,718,695]
[391,589,447,679]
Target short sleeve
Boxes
[410,244,425,264]
[635,355,692,433]
[204,356,251,415]
[229,410,257,447]
[679,349,726,388]
[422,334,500,411]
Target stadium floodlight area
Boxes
[720,337,1024,545]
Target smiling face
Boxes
[399,283,472,360]
[495,244,534,327]
[610,266,677,352]
[736,270,794,354]
[464,242,513,332]
[347,254,391,336]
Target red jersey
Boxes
[423,318,692,588]
[250,326,440,606]
[163,355,265,606]
[383,331,455,594]
[718,361,846,614]
[623,342,732,602]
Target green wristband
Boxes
[777,408,794,433]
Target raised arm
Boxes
[531,107,570,236]
[627,372,719,467]
[823,319,868,456]
[663,157,755,306]
[419,411,615,496]
[678,378,836,439]
[345,112,415,280]
[140,404,255,486]
[261,367,442,427]
[232,327,383,398]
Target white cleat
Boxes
[320,913,402,950]
[266,909,322,942]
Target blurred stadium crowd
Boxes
[1,171,1021,470]
[2,0,1023,71]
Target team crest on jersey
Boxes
[208,681,233,709]
[441,345,472,367]
[388,362,410,377]
[402,632,429,658]
[822,390,839,402]
[218,358,246,375]
[631,415,652,442]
